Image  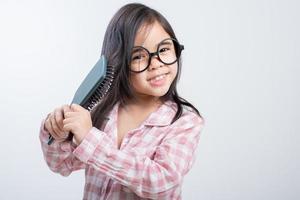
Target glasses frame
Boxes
[129,38,184,73]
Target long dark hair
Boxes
[91,3,201,129]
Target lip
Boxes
[148,73,169,87]
[147,72,169,81]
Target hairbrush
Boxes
[47,55,114,145]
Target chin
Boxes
[150,87,170,97]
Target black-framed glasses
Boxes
[129,38,184,73]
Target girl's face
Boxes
[129,21,178,102]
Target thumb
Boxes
[62,104,72,113]
[70,103,85,112]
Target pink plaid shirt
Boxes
[40,101,204,199]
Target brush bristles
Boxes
[84,66,115,111]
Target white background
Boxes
[0,0,299,199]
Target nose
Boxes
[148,54,163,70]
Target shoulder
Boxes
[167,101,205,129]
[160,101,204,142]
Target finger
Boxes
[46,113,51,120]
[64,111,78,119]
[62,118,80,134]
[70,104,85,112]
[62,104,72,115]
[54,108,64,132]
[63,117,72,124]
[48,115,61,140]
[50,112,64,137]
[62,117,77,129]
[44,117,52,133]
[49,119,69,141]
[63,122,74,133]
[62,117,73,133]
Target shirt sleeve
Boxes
[72,112,204,199]
[39,119,86,176]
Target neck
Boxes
[122,96,163,113]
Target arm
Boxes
[39,120,86,176]
[72,113,204,199]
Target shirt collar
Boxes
[143,101,177,127]
[107,101,177,127]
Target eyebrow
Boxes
[132,39,173,52]
[159,40,173,46]
[131,48,144,54]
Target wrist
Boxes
[73,133,84,145]
[74,127,92,145]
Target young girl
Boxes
[40,3,204,200]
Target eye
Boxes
[132,55,142,60]
[131,46,150,61]
[159,47,170,54]
[131,53,147,61]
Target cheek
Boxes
[170,64,178,80]
[130,74,147,90]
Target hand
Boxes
[44,105,72,142]
[63,104,92,144]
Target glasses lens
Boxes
[130,38,182,73]
[158,38,178,64]
[130,47,149,72]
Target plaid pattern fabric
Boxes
[40,101,204,199]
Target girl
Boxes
[40,3,204,200]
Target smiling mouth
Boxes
[148,73,169,81]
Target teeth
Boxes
[151,74,166,81]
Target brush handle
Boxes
[47,135,54,145]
